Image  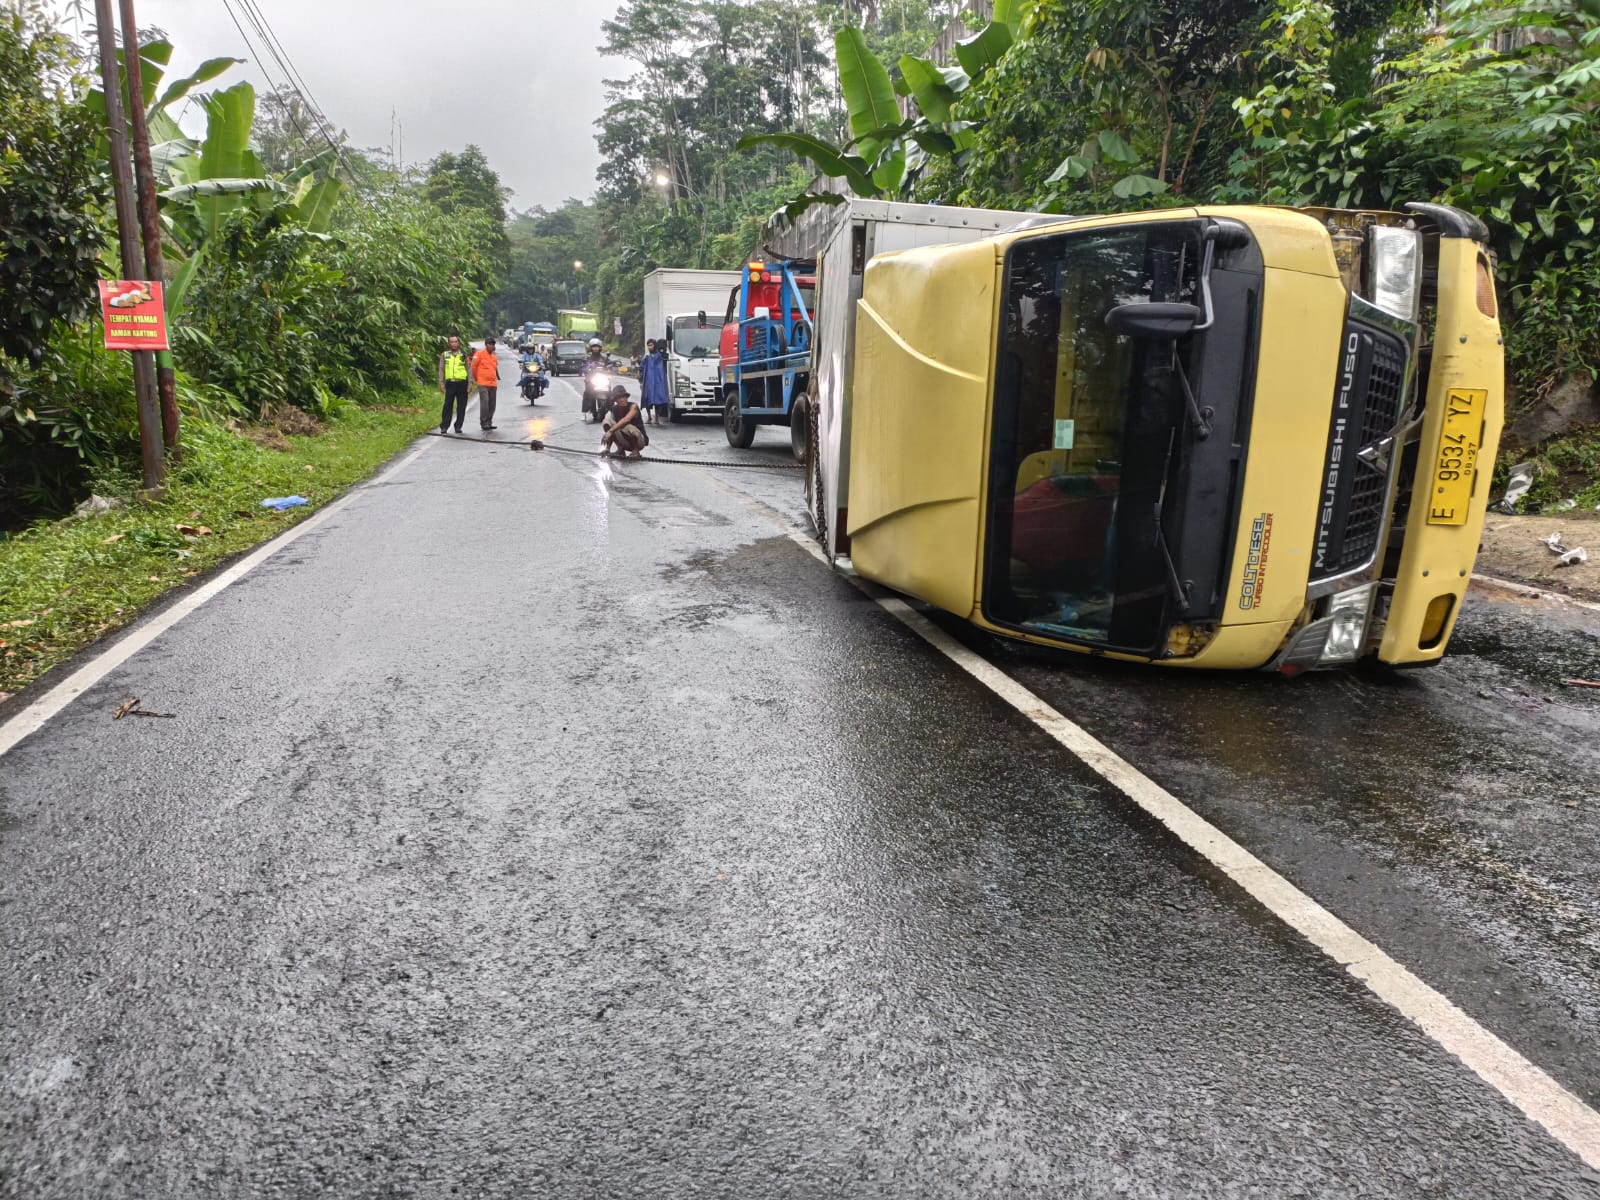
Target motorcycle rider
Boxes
[518,342,547,401]
[579,337,608,421]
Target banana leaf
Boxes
[159,178,286,203]
[898,55,959,123]
[291,174,344,233]
[153,56,243,117]
[835,26,900,165]
[738,132,879,197]
[954,20,1015,78]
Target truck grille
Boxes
[1310,320,1409,581]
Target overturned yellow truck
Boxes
[791,200,1503,672]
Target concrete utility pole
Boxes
[92,0,165,493]
[118,0,180,457]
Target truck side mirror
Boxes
[664,323,672,345]
[1105,302,1201,340]
[697,309,707,327]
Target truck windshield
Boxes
[983,222,1200,652]
[555,341,585,357]
[670,316,723,358]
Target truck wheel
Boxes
[667,405,680,424]
[790,395,810,462]
[724,398,757,449]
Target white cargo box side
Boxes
[642,268,742,347]
[800,202,1037,560]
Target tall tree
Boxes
[0,9,107,369]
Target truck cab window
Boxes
[984,223,1200,652]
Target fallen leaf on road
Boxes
[114,696,176,720]
[174,523,213,537]
[6,619,33,628]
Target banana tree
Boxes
[160,82,344,318]
[739,0,1032,219]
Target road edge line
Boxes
[0,431,445,759]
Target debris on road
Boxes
[113,696,176,719]
[1540,530,1589,567]
[259,495,309,511]
[1496,461,1535,513]
[1564,679,1600,689]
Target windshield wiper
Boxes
[1151,429,1193,610]
[1170,349,1213,440]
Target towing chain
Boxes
[432,428,805,471]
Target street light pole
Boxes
[92,0,164,494]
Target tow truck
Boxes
[719,261,815,453]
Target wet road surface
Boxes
[3,357,1598,1197]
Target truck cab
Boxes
[818,201,1502,671]
[718,263,816,451]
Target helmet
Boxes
[588,338,603,349]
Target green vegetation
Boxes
[0,7,501,690]
[738,0,1599,489]
[1,10,498,526]
[0,397,430,698]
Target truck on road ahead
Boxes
[642,269,740,420]
[557,309,599,341]
[784,198,1503,672]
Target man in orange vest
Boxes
[470,336,501,431]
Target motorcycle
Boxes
[581,367,611,422]
[518,357,548,403]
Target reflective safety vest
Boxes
[442,351,468,381]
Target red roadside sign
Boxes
[98,280,169,351]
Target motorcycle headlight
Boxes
[1367,226,1422,322]
[592,374,609,390]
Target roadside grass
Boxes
[0,392,433,698]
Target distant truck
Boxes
[641,269,740,420]
[557,309,599,340]
[779,197,1503,672]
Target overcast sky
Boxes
[95,0,620,211]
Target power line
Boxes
[216,0,358,184]
[235,0,348,167]
[215,0,319,152]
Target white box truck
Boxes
[642,268,741,419]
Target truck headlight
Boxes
[1319,583,1376,664]
[1367,226,1422,322]
[676,378,691,397]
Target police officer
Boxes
[438,334,470,434]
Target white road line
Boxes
[728,523,1600,1170]
[0,429,447,760]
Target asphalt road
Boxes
[3,355,1598,1198]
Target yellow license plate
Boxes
[1426,387,1486,526]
